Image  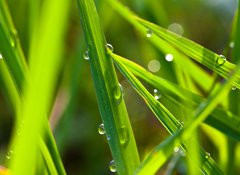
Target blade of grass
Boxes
[77,0,140,174]
[0,0,28,89]
[106,0,217,93]
[9,0,71,174]
[134,59,240,175]
[0,1,67,174]
[227,1,240,174]
[114,54,240,140]
[110,52,224,174]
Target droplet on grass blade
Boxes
[106,43,114,53]
[146,29,153,38]
[173,147,180,153]
[229,42,234,48]
[6,150,13,160]
[98,123,105,135]
[215,55,226,67]
[9,30,18,48]
[153,89,161,100]
[109,160,117,172]
[119,125,129,144]
[0,53,3,59]
[205,152,211,159]
[83,50,89,60]
[232,86,237,90]
[114,83,124,104]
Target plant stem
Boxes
[77,0,140,174]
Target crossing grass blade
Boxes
[106,0,217,93]
[113,53,240,140]
[133,58,240,175]
[1,0,71,174]
[77,0,140,174]
[110,52,225,174]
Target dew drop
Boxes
[173,147,180,153]
[107,135,111,141]
[98,123,105,135]
[216,55,226,67]
[114,83,123,104]
[6,150,13,160]
[232,86,237,90]
[106,43,114,53]
[83,50,89,60]
[229,42,234,48]
[119,126,129,144]
[109,160,117,172]
[146,29,153,38]
[153,89,161,100]
[205,152,211,159]
[0,53,3,59]
[165,54,174,62]
[9,30,18,48]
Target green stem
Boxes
[77,0,140,174]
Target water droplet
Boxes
[216,55,226,67]
[0,53,3,59]
[153,89,161,100]
[9,30,18,48]
[148,59,161,73]
[229,42,234,48]
[107,135,111,141]
[6,150,13,159]
[168,23,184,36]
[165,54,174,62]
[119,126,129,144]
[114,83,123,104]
[232,86,237,90]
[109,160,117,172]
[174,147,180,153]
[98,123,105,135]
[83,50,89,60]
[205,152,211,159]
[106,43,114,53]
[146,29,153,38]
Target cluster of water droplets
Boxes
[83,43,114,61]
[6,150,13,160]
[153,89,161,100]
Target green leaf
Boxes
[115,53,240,140]
[110,52,225,174]
[77,0,140,174]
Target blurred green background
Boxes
[0,0,238,174]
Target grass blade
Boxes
[134,57,240,175]
[110,52,224,174]
[114,54,240,140]
[77,0,140,174]
[9,0,71,174]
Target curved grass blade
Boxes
[134,59,240,175]
[106,0,217,93]
[0,0,28,89]
[114,54,240,140]
[0,1,67,174]
[8,0,71,174]
[110,53,225,174]
[77,0,140,174]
